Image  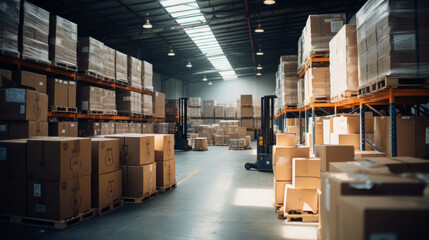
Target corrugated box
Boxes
[115,50,127,84]
[0,120,48,139]
[141,60,153,91]
[20,70,47,93]
[284,185,318,213]
[91,138,120,174]
[156,158,175,188]
[0,139,27,178]
[0,88,48,121]
[314,144,354,172]
[153,134,174,161]
[127,56,142,89]
[276,133,296,147]
[105,135,154,166]
[103,45,115,81]
[92,169,122,209]
[292,158,321,189]
[49,122,78,137]
[274,180,292,205]
[121,163,156,198]
[0,0,19,57]
[116,90,142,115]
[240,95,252,106]
[49,15,77,69]
[304,67,330,103]
[77,37,104,76]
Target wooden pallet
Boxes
[157,182,177,193]
[103,110,118,116]
[95,199,124,216]
[229,146,252,150]
[118,112,143,118]
[122,191,158,204]
[214,144,229,146]
[22,55,51,66]
[79,70,104,81]
[307,51,329,59]
[0,209,95,230]
[370,76,429,93]
[116,79,129,86]
[49,105,78,114]
[330,90,358,102]
[284,212,319,223]
[82,109,104,115]
[273,203,282,213]
[103,76,115,83]
[52,61,77,72]
[241,105,253,108]
[193,148,208,151]
[358,83,372,97]
[0,49,19,59]
[304,96,329,105]
[282,104,298,110]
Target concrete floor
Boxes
[0,142,318,240]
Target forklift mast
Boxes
[177,98,188,140]
[260,95,277,153]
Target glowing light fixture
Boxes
[255,24,264,33]
[202,75,208,81]
[168,46,175,56]
[208,81,213,86]
[256,72,262,76]
[256,48,264,56]
[264,0,276,5]
[256,64,263,70]
[186,60,192,68]
[143,13,152,29]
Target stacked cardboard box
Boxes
[297,78,304,107]
[103,45,115,81]
[0,70,46,93]
[229,138,246,149]
[78,122,115,136]
[329,115,375,150]
[49,122,78,137]
[105,134,156,199]
[314,144,354,172]
[194,137,208,151]
[153,91,165,118]
[27,138,92,220]
[214,105,225,119]
[305,117,324,151]
[77,86,116,114]
[240,95,253,130]
[356,0,429,87]
[165,100,178,119]
[78,37,104,77]
[48,78,76,109]
[127,56,142,89]
[129,123,142,134]
[116,90,141,115]
[189,97,201,107]
[0,0,19,57]
[115,122,129,134]
[153,134,176,188]
[189,133,199,148]
[91,138,122,210]
[142,94,153,116]
[155,122,174,134]
[225,107,236,119]
[189,107,202,118]
[115,51,127,85]
[197,125,212,145]
[304,67,330,104]
[101,122,115,135]
[276,56,299,109]
[190,119,203,128]
[21,2,50,64]
[49,15,77,69]
[0,88,48,139]
[141,61,153,91]
[203,100,215,118]
[329,25,358,101]
[141,123,154,134]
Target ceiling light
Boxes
[186,61,192,68]
[256,72,262,76]
[257,64,263,70]
[143,13,152,29]
[255,24,264,33]
[168,46,175,56]
[264,0,276,5]
[256,48,264,56]
[208,81,213,86]
[202,75,208,81]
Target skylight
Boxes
[160,0,237,80]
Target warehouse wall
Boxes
[184,72,276,104]
[153,72,183,99]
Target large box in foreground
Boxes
[121,163,156,198]
[0,88,48,121]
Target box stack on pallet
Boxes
[154,134,176,193]
[153,91,165,119]
[48,77,77,113]
[0,0,20,58]
[240,95,253,133]
[194,137,208,151]
[49,122,78,137]
[115,50,128,86]
[78,37,104,80]
[141,61,153,92]
[275,56,299,110]
[214,105,225,124]
[49,15,78,71]
[284,118,303,145]
[189,97,202,131]
[203,100,215,125]
[165,99,179,122]
[251,100,260,140]
[225,106,237,120]
[102,45,115,83]
[127,56,142,90]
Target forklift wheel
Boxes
[244,163,252,170]
[187,145,193,151]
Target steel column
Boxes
[389,89,397,157]
[299,111,302,144]
[312,106,315,153]
[360,104,365,151]
[305,109,309,133]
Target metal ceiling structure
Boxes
[29,0,366,83]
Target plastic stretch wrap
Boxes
[189,107,201,118]
[114,122,129,134]
[356,0,429,87]
[142,94,153,116]
[141,60,153,91]
[128,56,142,89]
[0,0,20,56]
[128,122,141,133]
[197,125,213,145]
[115,50,127,84]
[78,37,104,76]
[304,67,330,102]
[297,78,305,107]
[103,45,115,80]
[116,90,142,115]
[102,89,116,111]
[194,137,208,150]
[203,100,216,118]
[214,105,225,118]
[275,55,299,109]
[189,97,201,107]
[225,107,236,118]
[229,139,246,148]
[22,1,50,63]
[329,24,359,97]
[297,32,305,69]
[141,123,154,134]
[49,15,77,68]
[76,86,116,112]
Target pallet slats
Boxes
[157,182,177,193]
[122,191,158,204]
[358,76,429,97]
[49,106,78,114]
[95,199,124,216]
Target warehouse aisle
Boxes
[0,142,317,240]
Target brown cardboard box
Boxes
[292,158,321,189]
[240,107,253,118]
[323,119,331,144]
[0,121,48,139]
[332,116,360,134]
[330,133,360,149]
[101,122,116,135]
[314,144,354,172]
[274,180,292,205]
[114,122,128,134]
[153,134,175,161]
[152,91,165,118]
[68,81,76,108]
[49,122,77,137]
[27,175,91,220]
[121,163,156,197]
[77,37,104,76]
[92,169,122,208]
[27,138,91,181]
[0,88,48,121]
[156,158,175,187]
[350,157,429,174]
[241,118,253,128]
[321,173,427,240]
[354,150,385,158]
[91,138,120,174]
[338,197,429,240]
[79,122,101,136]
[20,71,47,93]
[0,139,27,179]
[48,78,68,107]
[0,178,26,216]
[115,50,127,84]
[374,116,416,157]
[105,135,154,166]
[240,95,252,106]
[276,133,297,146]
[273,146,309,166]
[284,185,318,213]
[286,126,300,144]
[49,15,77,69]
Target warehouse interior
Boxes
[0,0,429,239]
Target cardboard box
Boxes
[49,15,77,69]
[91,138,120,174]
[322,172,427,240]
[292,158,321,189]
[78,122,101,136]
[332,116,360,134]
[48,78,67,107]
[241,118,253,128]
[115,50,127,83]
[27,175,91,220]
[240,107,253,118]
[105,135,154,166]
[354,150,385,158]
[334,157,429,174]
[0,139,27,178]
[121,163,156,198]
[92,169,122,208]
[127,56,142,89]
[338,197,429,240]
[152,92,165,118]
[274,180,292,205]
[101,122,116,135]
[156,158,176,187]
[314,144,354,172]
[77,37,104,76]
[0,120,48,139]
[0,178,26,216]
[153,134,174,161]
[68,81,76,108]
[273,146,309,166]
[49,122,78,137]
[330,133,360,149]
[20,70,47,93]
[240,95,252,106]
[276,133,296,146]
[27,138,91,181]
[322,118,332,144]
[0,88,48,121]
[284,185,318,213]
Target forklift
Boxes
[175,98,192,151]
[245,95,277,171]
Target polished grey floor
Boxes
[0,142,317,240]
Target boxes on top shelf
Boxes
[141,60,153,91]
[115,50,127,85]
[78,37,104,78]
[116,90,142,116]
[49,15,77,70]
[0,88,48,121]
[128,56,142,89]
[103,45,116,82]
[0,0,20,57]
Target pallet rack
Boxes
[275,88,429,157]
[0,55,162,123]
